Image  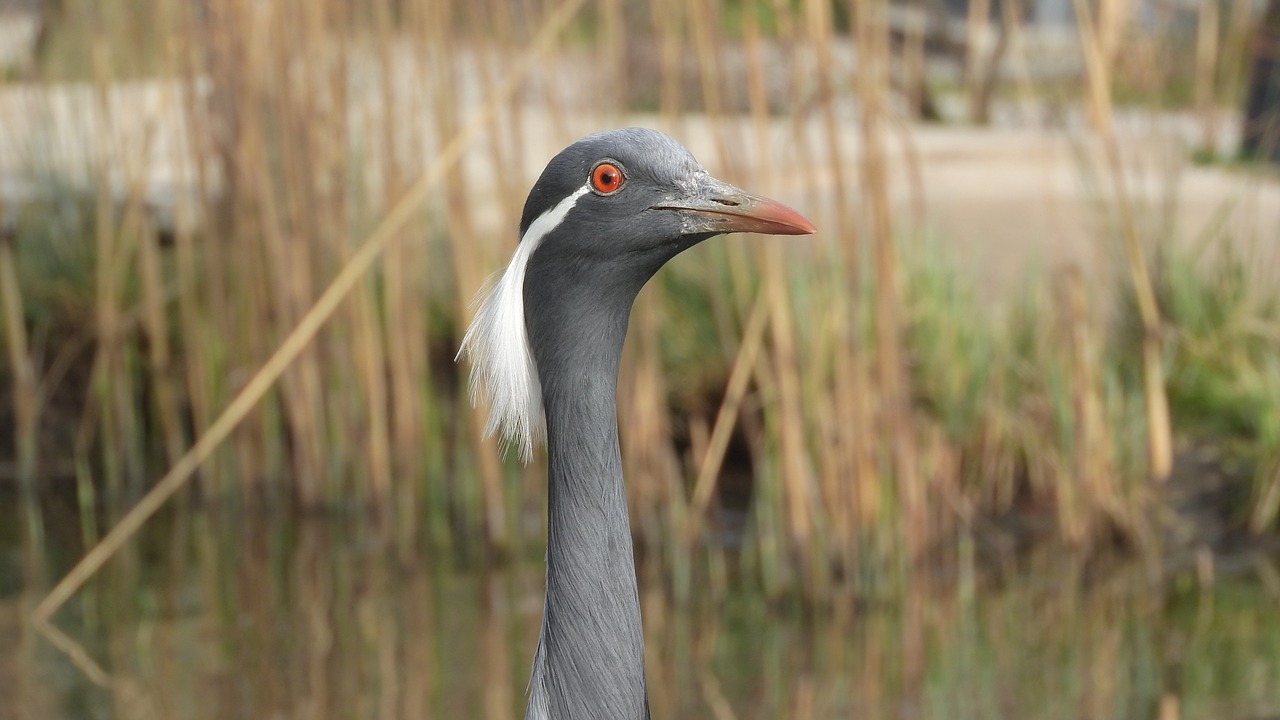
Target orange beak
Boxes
[653,178,816,236]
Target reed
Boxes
[0,223,38,487]
[1073,0,1174,485]
[4,0,1278,616]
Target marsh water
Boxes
[2,484,1279,720]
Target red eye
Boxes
[591,162,624,194]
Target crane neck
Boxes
[523,263,650,720]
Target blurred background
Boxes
[2,0,1280,717]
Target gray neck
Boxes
[523,266,650,720]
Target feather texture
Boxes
[457,183,590,462]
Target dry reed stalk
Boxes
[652,0,684,119]
[749,0,816,577]
[600,0,628,108]
[1062,268,1090,540]
[29,618,112,688]
[371,1,429,539]
[1195,0,1222,152]
[467,3,527,228]
[400,568,434,719]
[620,303,684,547]
[751,443,788,598]
[752,0,826,595]
[168,219,218,479]
[688,0,732,168]
[640,572,672,718]
[208,2,260,480]
[193,1,236,365]
[429,4,509,554]
[899,567,926,718]
[324,13,397,509]
[375,573,401,719]
[686,418,711,497]
[965,0,992,121]
[903,1,927,118]
[168,6,222,487]
[294,528,336,714]
[316,7,394,510]
[853,613,885,714]
[697,669,738,720]
[1073,0,1174,482]
[764,263,817,569]
[1068,266,1129,536]
[922,423,961,551]
[16,580,61,717]
[495,2,533,216]
[1251,460,1280,533]
[1058,267,1096,543]
[803,0,871,575]
[974,0,1015,125]
[307,0,362,499]
[137,210,186,467]
[788,674,817,720]
[87,34,138,489]
[1096,0,1134,73]
[202,2,254,486]
[480,573,514,720]
[683,291,769,547]
[380,236,428,508]
[1222,0,1259,130]
[354,275,395,510]
[1083,618,1124,720]
[998,0,1041,123]
[1076,0,1117,134]
[742,40,819,571]
[0,223,38,485]
[735,7,775,469]
[236,1,326,501]
[852,0,924,556]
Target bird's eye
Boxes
[591,162,624,195]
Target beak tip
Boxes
[791,217,818,235]
[753,197,817,236]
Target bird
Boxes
[457,128,814,720]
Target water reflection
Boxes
[3,487,1280,719]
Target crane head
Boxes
[458,128,815,462]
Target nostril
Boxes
[711,197,740,207]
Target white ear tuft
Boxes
[456,184,589,463]
[457,257,545,462]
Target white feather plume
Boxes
[456,184,589,462]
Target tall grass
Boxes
[2,0,1278,612]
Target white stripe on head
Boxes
[456,183,591,462]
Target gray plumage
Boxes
[458,128,814,720]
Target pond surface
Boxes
[2,485,1279,720]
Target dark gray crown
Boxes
[518,128,701,238]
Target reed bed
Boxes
[2,0,1279,607]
